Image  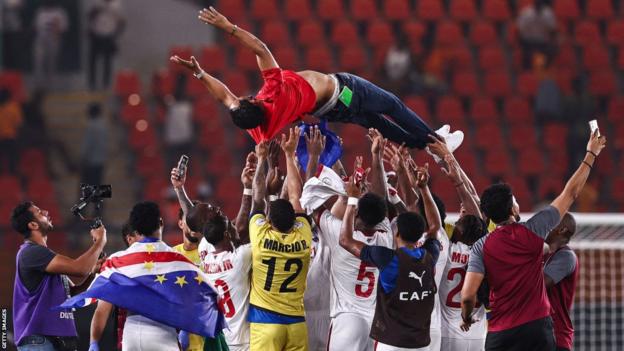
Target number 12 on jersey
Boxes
[262,257,303,293]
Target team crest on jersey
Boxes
[294,221,303,229]
[255,217,266,226]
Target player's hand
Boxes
[266,166,284,195]
[414,163,430,189]
[368,128,387,159]
[169,55,202,74]
[460,316,480,332]
[280,127,301,156]
[586,129,606,157]
[198,7,232,31]
[346,169,368,199]
[91,225,107,245]
[427,134,451,158]
[92,254,107,274]
[267,140,281,167]
[171,167,186,189]
[384,144,407,173]
[255,140,270,159]
[241,165,255,189]
[305,125,326,157]
[440,155,462,184]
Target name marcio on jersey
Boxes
[263,238,308,253]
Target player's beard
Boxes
[39,219,54,233]
[185,232,200,244]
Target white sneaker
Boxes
[426,127,464,163]
[437,124,451,137]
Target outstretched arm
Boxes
[305,125,326,181]
[441,155,481,218]
[251,142,270,214]
[281,127,305,213]
[413,163,441,238]
[199,7,278,71]
[171,167,194,216]
[235,152,257,245]
[368,129,388,200]
[339,172,366,258]
[90,300,113,349]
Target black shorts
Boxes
[485,317,556,351]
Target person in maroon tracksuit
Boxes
[459,130,605,351]
[544,213,579,351]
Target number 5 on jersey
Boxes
[355,261,376,298]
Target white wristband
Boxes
[269,195,278,202]
[243,188,252,196]
[347,197,359,206]
[193,70,206,79]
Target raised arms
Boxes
[169,56,238,108]
[368,129,388,200]
[251,141,270,214]
[339,171,367,258]
[280,127,305,213]
[234,152,257,245]
[413,163,441,238]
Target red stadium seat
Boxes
[218,0,245,22]
[136,152,165,178]
[234,47,258,72]
[367,20,395,48]
[607,20,624,47]
[574,21,602,47]
[151,68,174,97]
[0,70,26,102]
[483,0,511,22]
[192,99,219,126]
[553,0,580,21]
[120,102,148,125]
[304,46,335,72]
[449,0,478,22]
[617,48,624,69]
[402,21,426,44]
[284,0,312,21]
[297,19,325,48]
[251,0,279,20]
[555,68,575,95]
[143,178,169,201]
[198,46,226,74]
[484,71,512,98]
[26,178,54,201]
[330,20,359,47]
[436,96,466,124]
[614,178,624,203]
[384,0,410,20]
[0,175,22,205]
[539,178,564,199]
[436,21,464,46]
[589,71,616,97]
[470,97,499,124]
[553,44,577,69]
[587,0,614,20]
[113,70,141,97]
[508,126,538,151]
[199,124,227,149]
[483,149,511,176]
[404,96,430,121]
[517,149,545,176]
[582,45,611,71]
[274,46,299,70]
[260,20,290,47]
[317,0,344,21]
[449,45,474,70]
[207,149,234,174]
[517,71,539,97]
[351,0,377,21]
[222,71,251,94]
[452,71,480,97]
[338,45,367,73]
[187,75,208,99]
[18,148,47,177]
[504,176,532,205]
[128,124,157,151]
[607,96,624,124]
[542,123,568,151]
[417,0,445,21]
[479,46,506,71]
[504,97,533,125]
[470,22,498,47]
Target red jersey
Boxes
[248,68,317,143]
[467,206,561,332]
[545,246,578,349]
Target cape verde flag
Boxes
[58,238,226,338]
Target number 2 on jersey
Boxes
[262,257,303,293]
[215,279,235,318]
[355,261,375,297]
[445,267,481,308]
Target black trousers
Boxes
[486,317,556,351]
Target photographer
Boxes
[11,201,107,351]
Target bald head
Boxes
[546,213,576,247]
[185,203,222,233]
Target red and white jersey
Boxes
[439,241,486,339]
[304,227,331,351]
[199,239,252,347]
[318,210,394,319]
[432,228,449,331]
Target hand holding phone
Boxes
[589,119,600,137]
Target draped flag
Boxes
[57,239,226,338]
[296,120,343,170]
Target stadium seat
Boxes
[516,71,539,97]
[351,0,377,21]
[555,67,574,95]
[483,0,511,22]
[607,96,624,124]
[304,46,335,72]
[553,0,580,21]
[330,20,360,47]
[436,96,466,124]
[383,0,410,20]
[198,46,226,74]
[366,20,395,48]
[404,96,430,121]
[475,125,504,151]
[542,123,568,151]
[128,124,157,151]
[18,148,47,177]
[574,21,602,47]
[417,0,445,21]
[338,45,367,73]
[27,178,54,201]
[317,0,344,21]
[538,177,564,199]
[198,124,227,149]
[508,126,538,151]
[452,71,480,97]
[402,20,427,44]
[479,46,506,71]
[470,97,499,124]
[218,0,245,22]
[617,48,624,69]
[587,0,614,20]
[152,68,175,97]
[260,20,290,47]
[484,71,512,98]
[284,0,312,21]
[113,70,141,97]
[136,152,165,178]
[274,46,299,70]
[503,97,533,125]
[504,176,532,205]
[0,175,22,205]
[449,0,478,22]
[120,102,148,125]
[449,45,474,70]
[234,47,258,72]
[144,178,169,201]
[553,44,577,69]
[192,99,219,126]
[0,70,26,102]
[297,19,325,48]
[582,45,611,71]
[436,21,464,46]
[483,149,512,176]
[187,75,208,99]
[517,148,545,176]
[251,0,279,20]
[470,22,498,47]
[222,71,251,95]
[589,71,616,97]
[207,149,234,174]
[606,20,624,47]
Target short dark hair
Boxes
[202,213,228,245]
[418,192,447,224]
[230,99,265,130]
[178,200,200,221]
[453,215,487,246]
[269,199,295,233]
[121,222,134,247]
[129,201,161,236]
[186,203,219,232]
[357,193,387,227]
[480,183,513,224]
[396,212,425,243]
[11,201,35,237]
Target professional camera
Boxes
[71,184,112,229]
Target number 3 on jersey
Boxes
[355,261,376,298]
[215,279,235,318]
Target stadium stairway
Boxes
[44,92,134,236]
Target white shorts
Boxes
[228,344,250,351]
[122,315,179,351]
[374,340,429,351]
[429,328,441,351]
[306,309,330,351]
[327,313,374,351]
[440,337,485,351]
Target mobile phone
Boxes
[177,155,189,179]
[589,119,600,137]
